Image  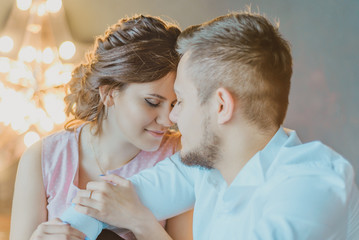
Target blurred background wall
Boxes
[0,0,358,238]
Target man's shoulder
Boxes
[261,142,352,195]
[260,128,350,181]
[265,139,356,199]
[271,138,351,176]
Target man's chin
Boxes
[179,150,191,165]
[180,150,214,169]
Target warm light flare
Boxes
[0,88,31,126]
[59,41,76,60]
[37,2,47,16]
[0,36,14,53]
[24,131,40,147]
[18,46,37,62]
[39,117,55,132]
[17,0,32,11]
[27,24,42,34]
[44,63,61,86]
[43,93,66,124]
[11,118,30,134]
[0,57,11,73]
[7,61,35,86]
[42,47,55,64]
[60,71,72,84]
[46,0,62,13]
[1,0,75,149]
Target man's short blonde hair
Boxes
[176,12,292,131]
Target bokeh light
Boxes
[59,41,76,60]
[16,0,32,11]
[0,57,11,73]
[24,131,40,147]
[18,46,37,62]
[42,47,55,64]
[46,0,62,13]
[0,36,14,53]
[37,2,47,16]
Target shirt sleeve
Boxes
[128,152,196,221]
[250,174,349,240]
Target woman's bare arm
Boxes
[166,210,193,240]
[10,140,47,240]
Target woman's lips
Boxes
[145,129,165,138]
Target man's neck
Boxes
[215,125,279,185]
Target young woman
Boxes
[10,15,192,240]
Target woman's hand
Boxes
[30,218,86,240]
[72,174,158,236]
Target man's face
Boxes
[169,53,220,169]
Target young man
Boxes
[74,12,359,239]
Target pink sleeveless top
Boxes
[42,125,180,239]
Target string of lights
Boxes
[0,0,76,165]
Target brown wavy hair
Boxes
[64,15,180,134]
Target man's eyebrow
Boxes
[148,94,166,100]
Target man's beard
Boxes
[180,117,221,169]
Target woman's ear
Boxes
[215,87,234,124]
[99,86,115,107]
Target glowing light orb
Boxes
[46,0,62,13]
[18,46,37,62]
[37,3,47,16]
[0,57,11,73]
[42,47,55,64]
[17,0,32,11]
[59,41,76,60]
[24,131,40,147]
[0,36,14,53]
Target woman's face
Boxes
[106,72,177,151]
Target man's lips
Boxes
[145,129,166,138]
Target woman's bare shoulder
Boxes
[17,140,43,175]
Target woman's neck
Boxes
[82,123,141,172]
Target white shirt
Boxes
[130,127,359,239]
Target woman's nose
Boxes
[156,106,173,127]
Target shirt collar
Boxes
[230,126,290,187]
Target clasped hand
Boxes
[30,218,86,240]
[72,174,154,233]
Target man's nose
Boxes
[169,105,178,124]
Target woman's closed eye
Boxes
[145,98,161,107]
[171,100,178,108]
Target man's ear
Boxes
[99,86,115,107]
[215,87,234,124]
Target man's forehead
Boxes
[174,52,192,94]
[173,78,182,96]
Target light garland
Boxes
[0,0,75,153]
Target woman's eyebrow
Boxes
[171,99,177,105]
[148,94,166,100]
